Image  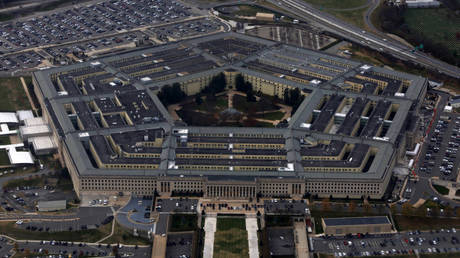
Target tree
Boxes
[402,202,412,216]
[246,89,256,102]
[158,83,186,105]
[235,74,246,92]
[321,198,330,212]
[195,95,203,105]
[349,201,356,213]
[363,202,371,214]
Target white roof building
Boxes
[16,110,34,122]
[7,147,34,164]
[19,124,51,140]
[28,136,57,155]
[24,117,46,127]
[0,112,19,124]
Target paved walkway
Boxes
[203,216,217,258]
[246,216,259,258]
[294,221,309,258]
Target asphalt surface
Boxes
[270,0,460,78]
[15,240,151,257]
[409,91,460,208]
[312,229,460,257]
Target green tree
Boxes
[195,95,203,105]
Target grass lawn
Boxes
[301,0,368,28]
[254,111,284,121]
[432,184,449,195]
[189,95,228,113]
[101,222,151,245]
[0,221,111,242]
[0,149,10,166]
[327,7,367,29]
[0,136,10,145]
[302,0,367,9]
[233,95,278,113]
[169,214,197,232]
[214,218,248,258]
[0,77,31,111]
[393,215,460,231]
[404,8,460,55]
[233,5,272,17]
[3,177,44,189]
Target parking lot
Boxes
[264,199,308,215]
[148,17,223,42]
[15,240,151,257]
[165,232,193,258]
[418,113,460,181]
[312,229,460,257]
[267,227,295,257]
[0,237,13,258]
[155,198,198,213]
[17,207,112,232]
[0,0,191,52]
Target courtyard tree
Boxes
[195,95,203,105]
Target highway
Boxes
[270,0,460,79]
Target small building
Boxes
[37,200,66,212]
[16,110,34,122]
[0,112,19,125]
[24,117,46,127]
[451,96,460,108]
[322,216,392,235]
[19,124,51,141]
[28,136,57,155]
[7,147,34,165]
[406,0,440,8]
[256,12,274,21]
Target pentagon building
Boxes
[32,32,427,199]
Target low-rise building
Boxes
[322,216,392,235]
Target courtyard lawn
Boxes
[233,94,278,113]
[214,218,248,258]
[0,77,31,111]
[254,111,284,121]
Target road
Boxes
[270,0,460,79]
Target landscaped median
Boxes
[432,184,450,195]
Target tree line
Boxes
[377,2,459,66]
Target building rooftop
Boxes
[323,216,391,226]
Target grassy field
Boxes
[433,184,449,195]
[233,95,278,113]
[404,8,460,55]
[0,136,10,145]
[394,215,460,231]
[254,111,285,121]
[214,218,248,258]
[302,0,368,9]
[301,0,368,28]
[101,222,151,245]
[169,214,197,232]
[0,149,10,166]
[0,77,31,111]
[0,221,111,242]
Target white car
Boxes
[15,220,23,225]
